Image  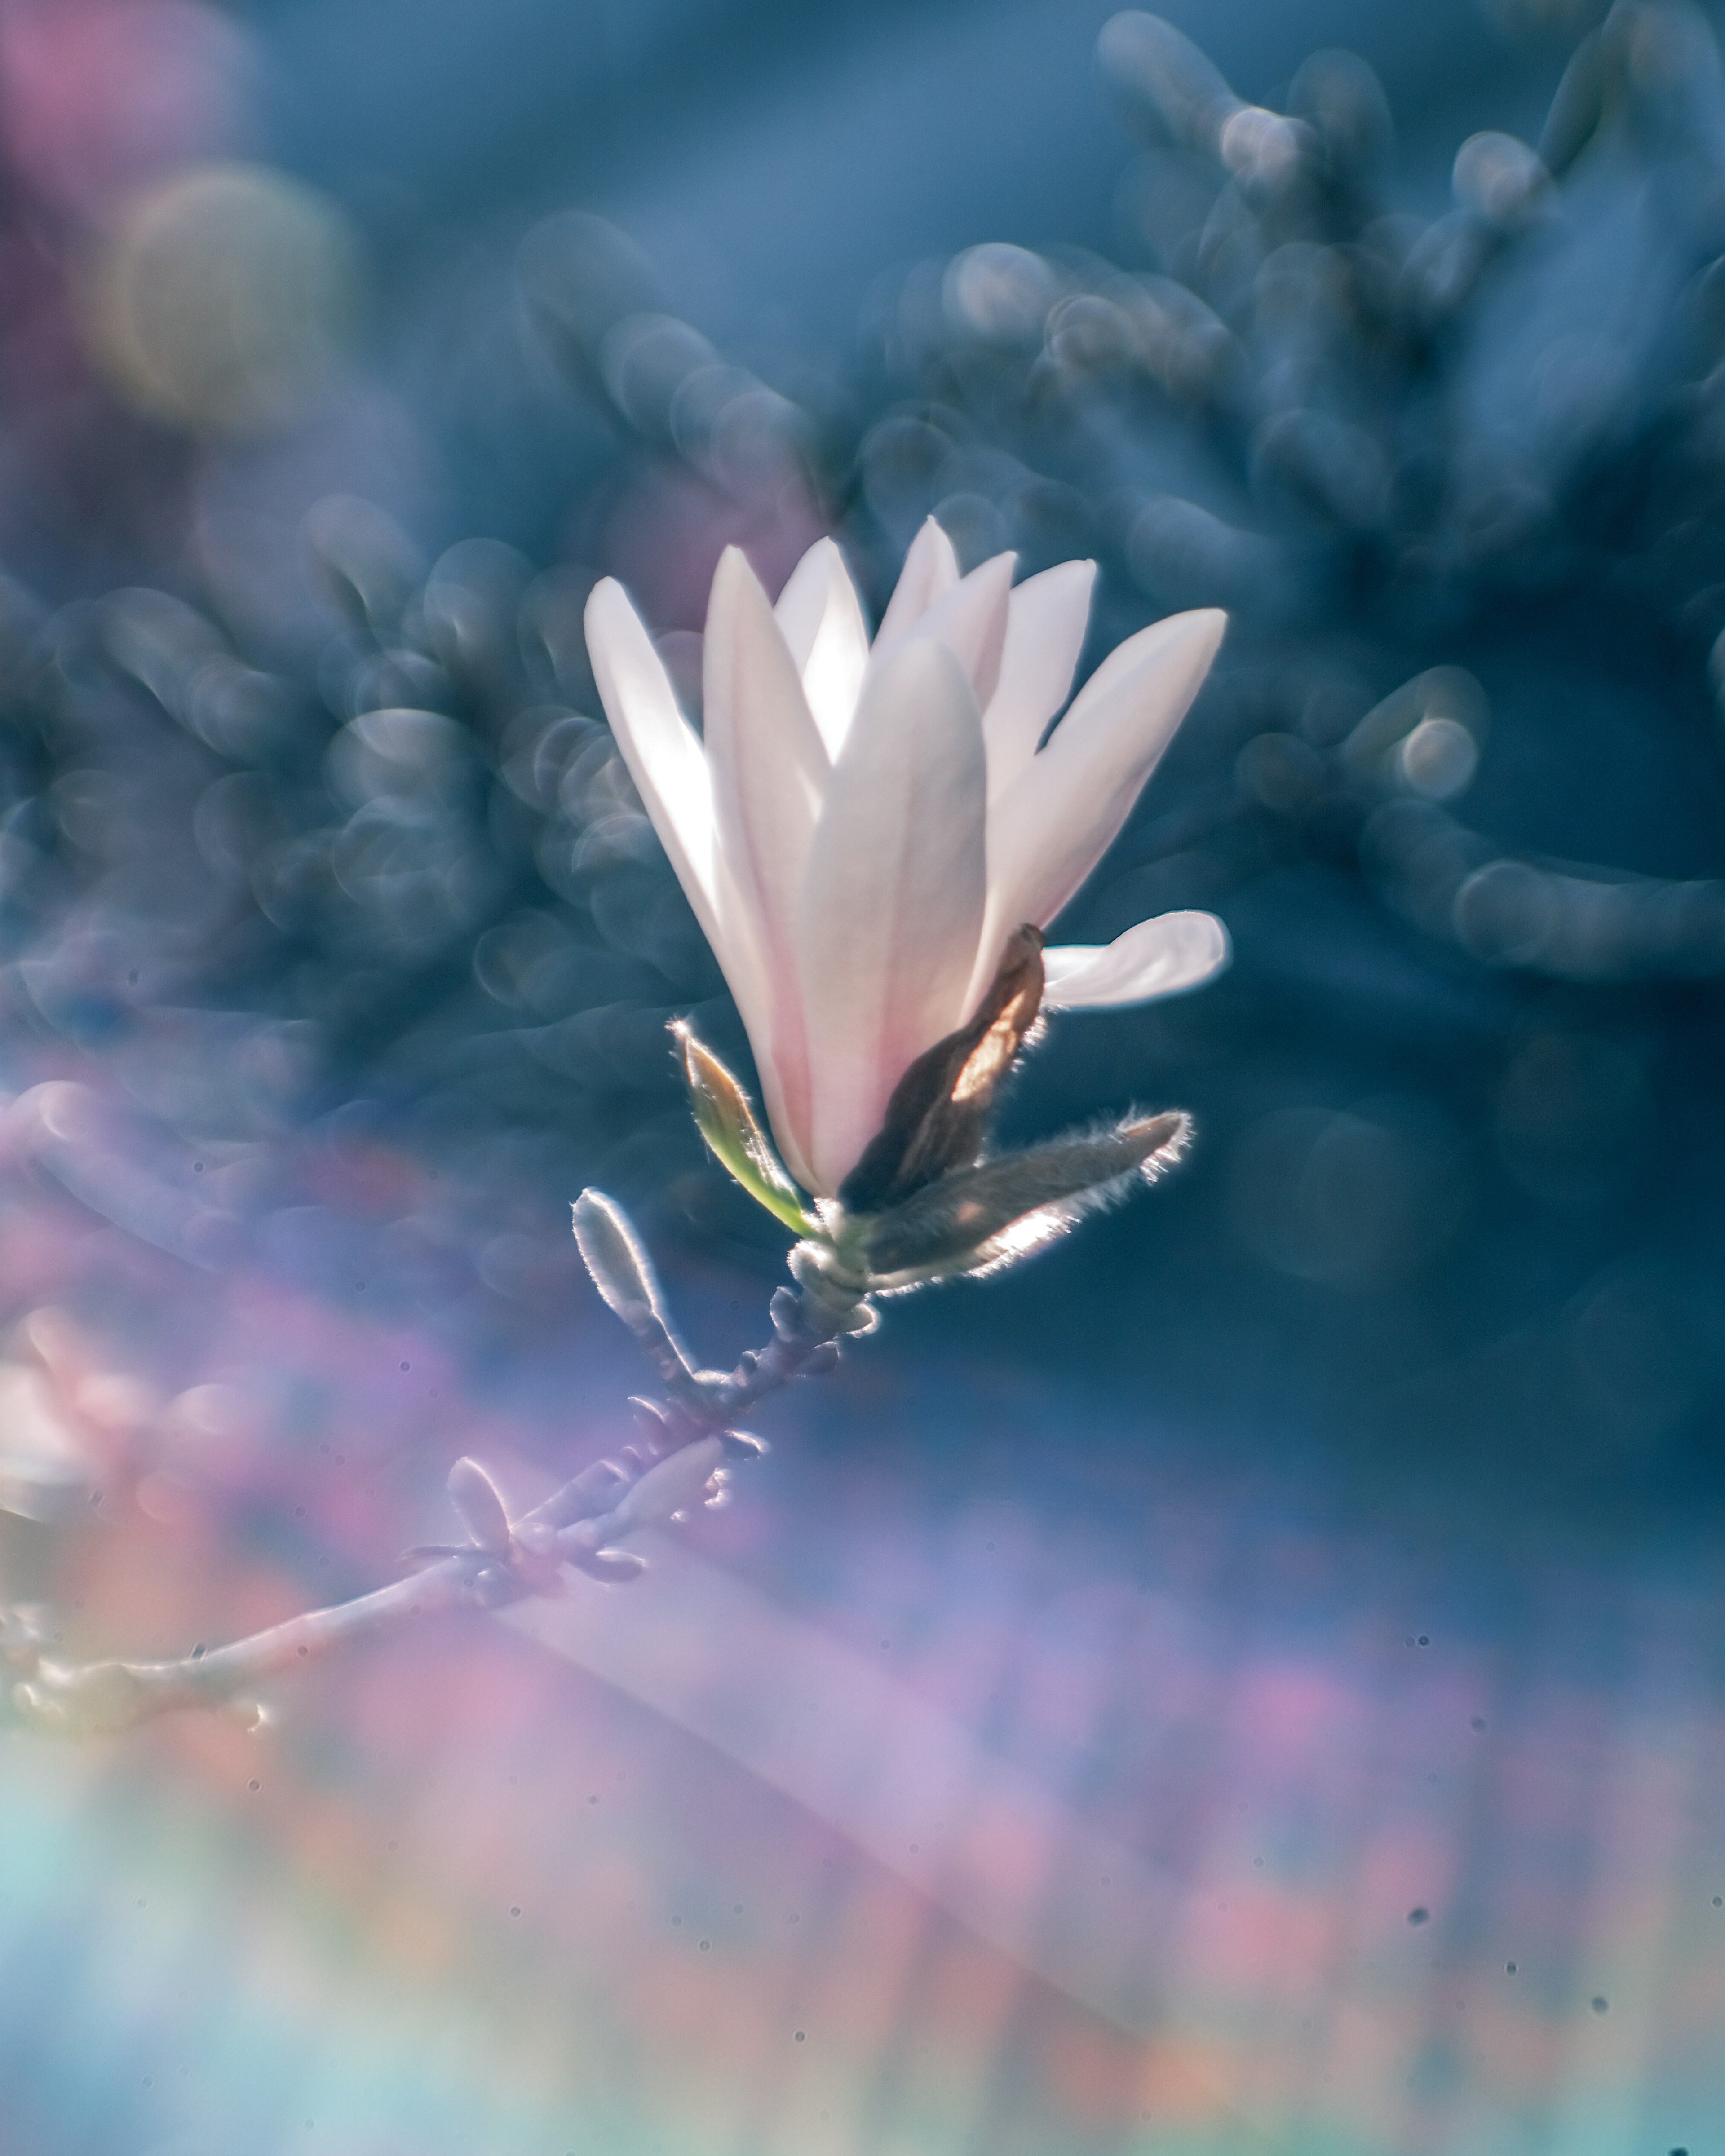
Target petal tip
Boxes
[1162,602,1227,639]
[583,574,630,628]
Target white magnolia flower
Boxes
[584,519,1228,1197]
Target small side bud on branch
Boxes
[446,1456,512,1555]
[571,1190,695,1388]
[567,1548,647,1583]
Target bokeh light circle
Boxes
[82,160,362,434]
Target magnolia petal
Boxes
[870,515,960,662]
[715,853,820,1195]
[584,578,723,953]
[773,535,835,664]
[703,548,829,1173]
[972,607,1225,1003]
[796,638,988,1194]
[774,538,871,760]
[1042,911,1231,1008]
[877,549,1016,711]
[584,581,806,1180]
[983,560,1096,799]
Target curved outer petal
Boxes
[703,548,831,1183]
[586,576,817,1186]
[983,559,1096,799]
[868,516,959,665]
[970,607,1225,1006]
[1042,910,1231,1008]
[584,578,723,954]
[796,638,988,1194]
[773,537,870,760]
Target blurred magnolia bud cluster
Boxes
[836,5,1725,994]
[860,6,1725,611]
[0,0,1722,1492]
[0,486,736,1266]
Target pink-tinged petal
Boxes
[773,535,833,659]
[983,559,1096,799]
[876,549,1016,710]
[715,851,819,1195]
[773,536,870,759]
[796,638,988,1193]
[703,547,830,1177]
[1042,911,1231,1008]
[971,607,1225,1004]
[585,578,815,1185]
[584,577,721,950]
[870,515,960,659]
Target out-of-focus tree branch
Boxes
[3,1207,868,1741]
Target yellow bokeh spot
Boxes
[81,160,362,435]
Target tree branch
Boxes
[3,1219,873,1741]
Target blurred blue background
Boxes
[3,0,1725,2150]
